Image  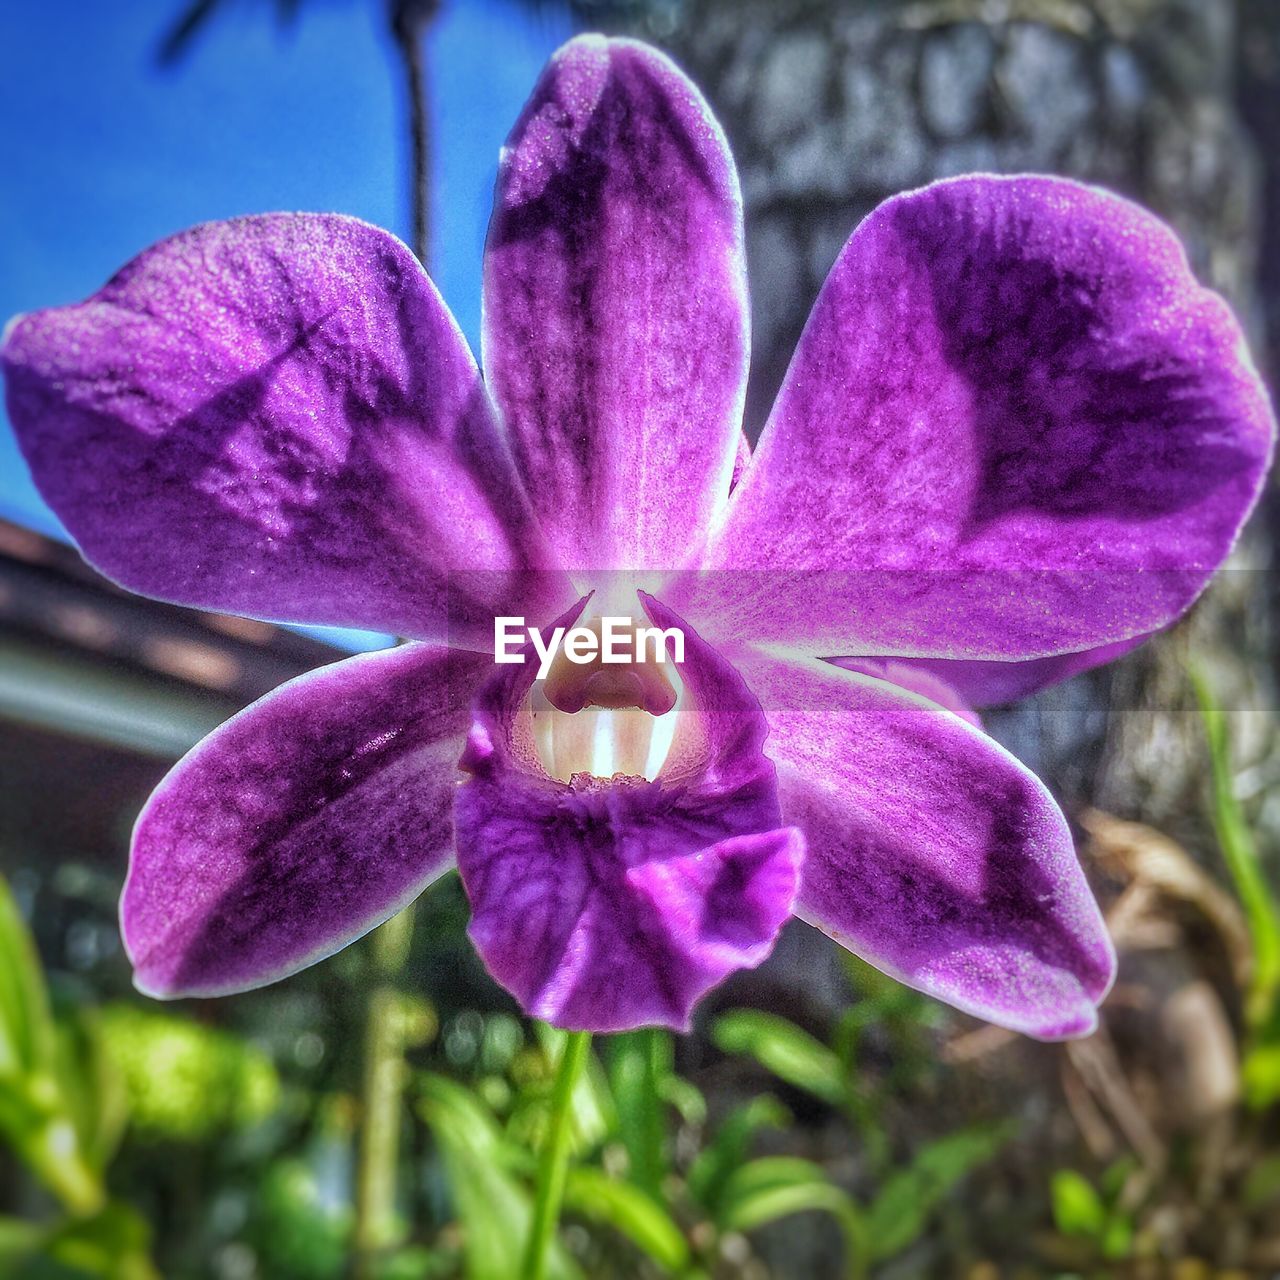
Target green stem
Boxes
[354,906,415,1279]
[1191,666,1280,1028]
[840,1203,871,1280]
[521,1030,591,1280]
[24,1115,105,1217]
[641,1030,669,1194]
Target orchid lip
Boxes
[456,589,798,1033]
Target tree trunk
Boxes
[390,0,439,268]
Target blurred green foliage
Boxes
[0,863,1012,1278]
[0,875,156,1278]
[1050,1163,1136,1262]
[1193,668,1280,1111]
[97,1004,278,1141]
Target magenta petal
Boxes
[124,644,489,998]
[626,829,805,974]
[455,596,801,1033]
[692,176,1274,659]
[483,36,748,572]
[2,214,562,644]
[743,651,1114,1039]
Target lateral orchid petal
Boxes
[689,176,1274,660]
[742,650,1115,1039]
[1,213,564,646]
[124,643,489,999]
[483,35,748,573]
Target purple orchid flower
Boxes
[1,36,1273,1040]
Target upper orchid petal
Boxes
[2,213,565,646]
[686,176,1274,659]
[483,35,748,574]
[454,595,802,1033]
[742,648,1115,1039]
[124,643,489,998]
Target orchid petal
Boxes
[2,214,563,645]
[455,596,801,1032]
[743,649,1114,1038]
[689,176,1273,659]
[483,35,748,573]
[124,643,489,998]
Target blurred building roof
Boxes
[0,516,335,759]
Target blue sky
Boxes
[0,0,571,645]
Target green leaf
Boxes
[563,1168,689,1272]
[866,1126,1009,1260]
[1100,1212,1134,1261]
[717,1157,856,1231]
[910,1125,1009,1184]
[1050,1169,1107,1240]
[0,874,55,1082]
[656,1073,705,1129]
[0,879,121,1221]
[253,1156,352,1280]
[10,1113,105,1217]
[716,1158,866,1279]
[1244,1025,1280,1109]
[712,1011,845,1107]
[863,1173,924,1260]
[686,1095,789,1214]
[0,1216,44,1267]
[50,1006,128,1173]
[1191,667,1280,1030]
[420,1074,580,1280]
[1098,1156,1137,1201]
[41,1201,158,1280]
